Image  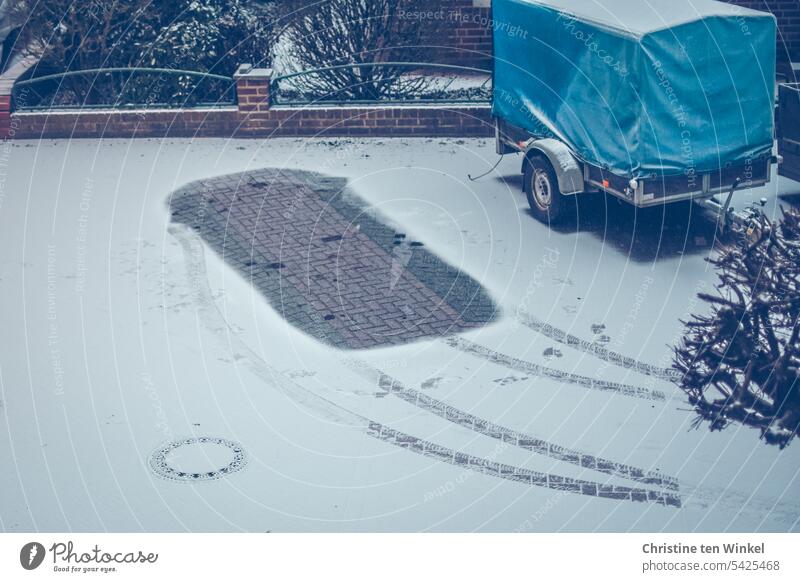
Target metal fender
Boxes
[522,139,585,195]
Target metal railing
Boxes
[12,67,237,111]
[271,62,492,106]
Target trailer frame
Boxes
[495,117,778,232]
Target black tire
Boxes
[524,155,568,224]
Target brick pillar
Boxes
[0,94,10,139]
[1,54,41,139]
[234,64,272,113]
[0,71,15,140]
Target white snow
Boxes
[0,136,798,532]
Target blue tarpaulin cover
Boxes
[492,0,777,179]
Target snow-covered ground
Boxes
[1,137,799,532]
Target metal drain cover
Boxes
[149,437,247,482]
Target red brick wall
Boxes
[432,0,494,69]
[433,0,800,66]
[0,95,9,138]
[7,106,493,140]
[0,55,38,139]
[3,64,493,140]
[5,1,796,141]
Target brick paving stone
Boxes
[170,169,498,349]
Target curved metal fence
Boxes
[9,63,493,111]
[12,67,237,111]
[271,62,492,106]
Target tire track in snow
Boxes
[360,367,799,525]
[368,423,681,507]
[171,224,679,508]
[347,363,679,492]
[516,310,680,382]
[445,337,667,402]
[174,224,800,525]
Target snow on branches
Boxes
[11,0,275,106]
[674,207,800,447]
[280,0,445,101]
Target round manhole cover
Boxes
[149,437,247,482]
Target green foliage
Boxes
[12,0,275,106]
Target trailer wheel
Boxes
[524,155,567,224]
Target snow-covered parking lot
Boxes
[1,137,799,532]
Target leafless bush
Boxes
[675,208,800,447]
[281,0,445,101]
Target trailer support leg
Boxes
[718,178,741,233]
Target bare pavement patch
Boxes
[169,168,498,349]
[168,168,682,509]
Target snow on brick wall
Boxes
[0,97,10,138]
[7,106,494,140]
[4,59,495,141]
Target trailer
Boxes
[492,0,780,229]
[778,83,800,183]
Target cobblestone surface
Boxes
[170,169,498,349]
